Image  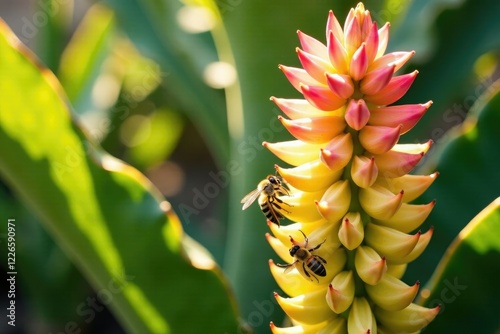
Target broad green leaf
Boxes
[390,0,500,143]
[405,82,500,283]
[103,0,230,165]
[418,198,500,333]
[0,20,240,333]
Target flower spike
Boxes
[250,3,439,332]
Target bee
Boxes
[241,175,292,226]
[277,230,327,282]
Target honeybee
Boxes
[277,230,327,282]
[241,175,292,226]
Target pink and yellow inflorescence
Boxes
[264,3,440,333]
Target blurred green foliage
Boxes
[0,0,499,333]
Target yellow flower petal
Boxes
[279,114,345,144]
[354,245,387,285]
[375,201,435,233]
[277,160,343,192]
[347,297,376,334]
[351,155,378,188]
[278,190,326,223]
[374,303,440,333]
[365,274,419,311]
[320,133,353,171]
[387,227,434,265]
[316,180,351,224]
[326,271,355,313]
[365,223,420,261]
[376,172,439,203]
[386,263,407,279]
[263,140,323,166]
[318,317,347,334]
[338,212,364,250]
[359,185,403,220]
[270,321,327,334]
[274,289,334,325]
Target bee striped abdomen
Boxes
[258,193,289,226]
[307,258,326,277]
[260,200,283,224]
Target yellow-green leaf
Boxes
[0,20,240,334]
[418,198,500,333]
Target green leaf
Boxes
[103,0,230,165]
[0,20,240,333]
[405,82,500,283]
[418,198,500,333]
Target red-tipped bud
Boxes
[278,115,345,143]
[365,21,379,64]
[296,48,333,83]
[351,156,378,188]
[355,246,387,285]
[359,186,404,220]
[369,101,432,134]
[365,70,418,106]
[359,124,402,154]
[279,65,317,92]
[301,84,346,111]
[360,64,396,95]
[370,50,415,73]
[326,73,354,99]
[297,30,328,59]
[338,213,364,250]
[350,43,369,80]
[326,10,344,44]
[345,98,370,130]
[327,30,348,74]
[320,133,353,171]
[376,22,390,58]
[271,97,326,119]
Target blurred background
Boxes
[0,0,225,332]
[0,0,499,333]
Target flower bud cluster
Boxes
[265,3,439,333]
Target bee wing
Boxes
[283,262,296,274]
[240,188,262,210]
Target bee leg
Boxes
[270,200,291,214]
[298,230,308,247]
[315,255,327,264]
[273,196,293,209]
[277,261,295,274]
[309,239,327,252]
[271,208,283,226]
